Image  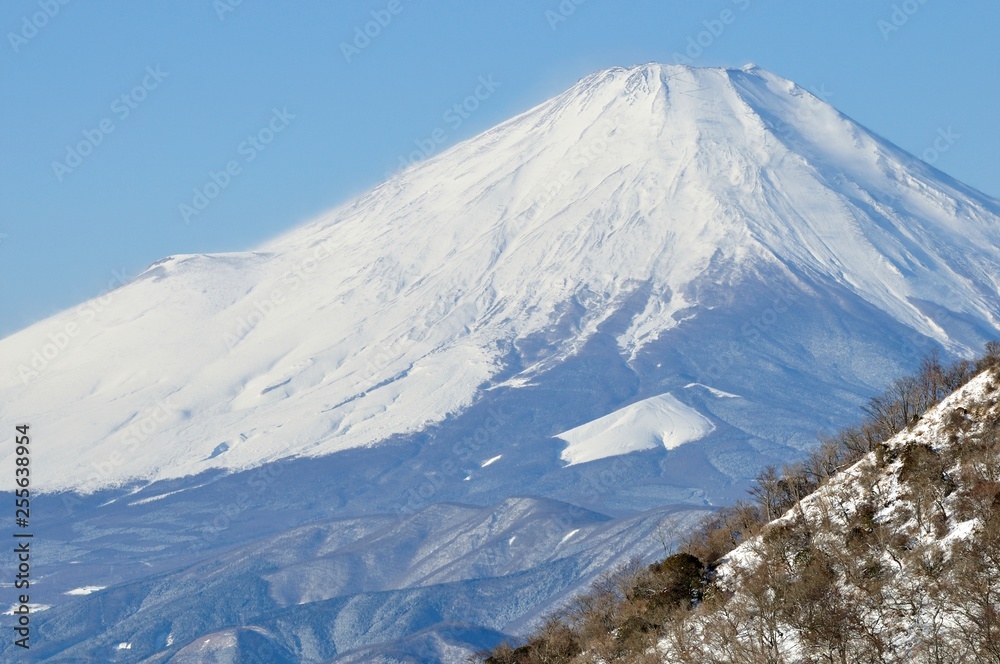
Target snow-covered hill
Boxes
[655,367,1000,662]
[2,63,999,660]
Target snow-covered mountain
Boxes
[2,63,999,661]
[4,63,1000,493]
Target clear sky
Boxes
[2,0,998,337]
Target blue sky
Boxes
[2,0,998,337]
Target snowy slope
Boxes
[558,393,715,465]
[2,64,999,492]
[722,369,1000,576]
[662,368,1000,662]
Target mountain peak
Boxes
[563,61,780,106]
[3,64,1000,492]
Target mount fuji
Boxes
[2,63,1000,661]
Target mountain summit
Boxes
[3,63,1000,662]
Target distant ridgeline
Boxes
[485,343,1000,664]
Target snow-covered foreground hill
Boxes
[655,367,1000,662]
[2,63,1000,660]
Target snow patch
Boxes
[557,393,715,465]
[559,529,581,545]
[684,383,741,398]
[5,603,50,614]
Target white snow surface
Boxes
[684,383,741,399]
[2,63,1000,491]
[481,455,502,467]
[557,393,715,465]
[559,529,581,545]
[5,604,50,615]
[64,586,106,596]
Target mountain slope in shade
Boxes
[2,63,999,492]
[0,495,707,662]
[0,63,999,661]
